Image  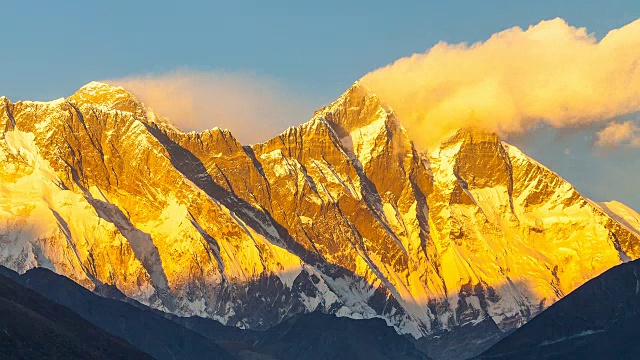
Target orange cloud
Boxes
[595,121,640,147]
[360,18,640,149]
[108,69,316,144]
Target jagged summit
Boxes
[2,81,143,111]
[318,82,392,131]
[75,80,126,94]
[69,81,180,132]
[0,81,639,359]
[69,81,139,109]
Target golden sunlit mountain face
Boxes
[2,8,640,359]
[1,81,639,342]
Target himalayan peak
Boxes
[0,80,639,344]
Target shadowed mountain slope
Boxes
[2,265,431,360]
[479,259,640,359]
[0,270,152,359]
[0,266,236,360]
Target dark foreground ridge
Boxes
[0,266,236,360]
[478,259,640,359]
[0,269,152,360]
[250,311,430,360]
[1,266,431,360]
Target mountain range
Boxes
[1,81,640,358]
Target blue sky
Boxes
[3,1,639,101]
[1,1,639,208]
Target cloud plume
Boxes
[595,121,640,147]
[109,69,316,144]
[360,18,640,149]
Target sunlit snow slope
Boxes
[0,82,638,340]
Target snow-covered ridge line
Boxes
[0,81,639,354]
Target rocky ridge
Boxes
[0,81,638,348]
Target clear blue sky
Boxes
[1,1,639,209]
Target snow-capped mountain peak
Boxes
[0,82,638,351]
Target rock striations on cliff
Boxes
[1,81,639,348]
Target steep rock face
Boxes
[0,82,638,347]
